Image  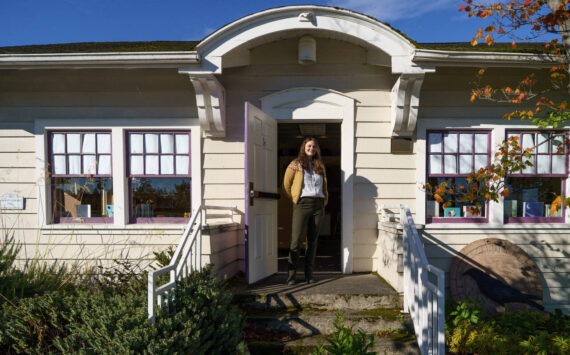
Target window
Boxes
[504,131,567,223]
[426,131,491,222]
[49,132,113,223]
[127,132,191,223]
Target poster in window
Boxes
[523,201,544,217]
[504,200,517,217]
[463,206,479,217]
[427,201,439,217]
[443,207,461,218]
[545,204,562,217]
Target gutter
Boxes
[0,51,200,69]
[413,49,561,68]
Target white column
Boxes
[112,128,127,227]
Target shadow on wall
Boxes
[352,172,379,270]
[421,231,564,312]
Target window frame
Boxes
[48,130,113,224]
[504,130,568,224]
[426,129,491,224]
[126,130,192,223]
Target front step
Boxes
[232,273,419,354]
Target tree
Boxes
[426,1,570,215]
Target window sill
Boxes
[424,222,570,230]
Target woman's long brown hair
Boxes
[297,137,326,175]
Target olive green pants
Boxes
[288,197,325,279]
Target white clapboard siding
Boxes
[355,184,418,199]
[355,169,417,184]
[0,137,36,152]
[355,138,391,153]
[355,122,392,138]
[355,106,391,122]
[0,152,36,168]
[0,128,35,137]
[203,169,244,184]
[355,154,415,169]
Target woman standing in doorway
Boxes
[283,137,328,285]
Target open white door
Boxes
[245,102,278,284]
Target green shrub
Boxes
[312,311,376,355]
[446,300,570,355]
[0,267,244,354]
[0,235,75,304]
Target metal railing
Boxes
[381,205,445,355]
[147,205,238,324]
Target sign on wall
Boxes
[0,193,25,210]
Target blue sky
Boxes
[0,0,526,47]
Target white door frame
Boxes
[260,87,356,274]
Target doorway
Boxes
[277,123,342,273]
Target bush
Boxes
[312,311,376,355]
[0,235,75,304]
[446,300,570,355]
[0,267,244,354]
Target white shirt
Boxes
[300,161,325,198]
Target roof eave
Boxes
[413,49,561,68]
[0,51,200,69]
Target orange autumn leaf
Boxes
[471,38,479,46]
[550,196,563,215]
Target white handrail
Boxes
[147,205,238,324]
[381,204,445,355]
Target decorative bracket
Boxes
[186,73,226,137]
[391,73,425,137]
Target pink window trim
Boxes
[426,130,491,224]
[48,130,113,224]
[126,130,192,224]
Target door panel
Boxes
[245,102,278,284]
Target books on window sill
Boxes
[523,201,544,217]
[463,206,480,217]
[443,207,461,218]
[504,200,517,217]
[545,204,563,217]
[427,201,439,217]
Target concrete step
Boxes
[237,292,403,312]
[247,334,420,355]
[245,308,411,337]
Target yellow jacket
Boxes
[283,159,328,206]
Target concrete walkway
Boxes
[231,273,397,297]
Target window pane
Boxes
[52,134,66,153]
[161,155,173,175]
[552,155,566,174]
[444,155,456,174]
[83,155,97,174]
[505,177,562,219]
[507,133,519,152]
[98,155,111,175]
[537,133,549,153]
[68,155,81,175]
[161,134,173,154]
[444,133,457,153]
[426,177,486,218]
[175,134,189,154]
[54,155,66,174]
[428,133,442,153]
[474,134,488,153]
[176,156,189,175]
[97,134,111,154]
[145,155,159,175]
[429,155,442,174]
[53,177,113,220]
[537,155,550,174]
[459,134,473,153]
[130,134,143,154]
[474,155,487,172]
[82,134,96,153]
[145,134,159,153]
[67,134,81,153]
[459,155,472,174]
[131,177,190,219]
[522,133,535,150]
[523,154,535,174]
[130,156,143,175]
[552,134,564,154]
